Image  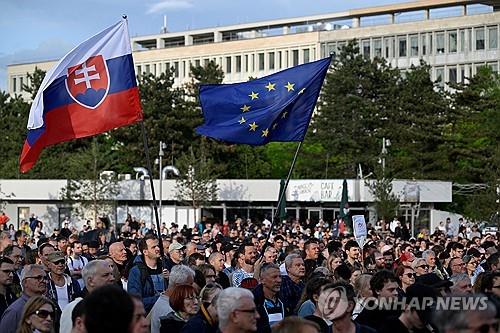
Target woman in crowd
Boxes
[181,283,222,333]
[297,276,330,317]
[160,284,199,333]
[395,265,415,296]
[352,274,372,320]
[17,296,56,333]
[412,258,429,276]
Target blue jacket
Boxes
[127,255,163,313]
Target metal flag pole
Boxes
[140,121,165,260]
[260,141,303,255]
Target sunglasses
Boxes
[417,265,429,270]
[405,273,416,278]
[34,309,54,319]
[53,260,66,266]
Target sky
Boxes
[0,0,411,91]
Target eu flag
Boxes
[196,57,331,145]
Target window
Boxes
[285,51,289,67]
[398,36,407,57]
[236,56,242,73]
[449,31,457,53]
[258,53,265,71]
[292,50,299,66]
[303,49,310,63]
[460,65,469,83]
[468,29,472,52]
[488,62,498,73]
[19,77,23,90]
[195,59,200,67]
[476,28,485,50]
[153,64,157,75]
[436,32,445,54]
[362,40,370,59]
[173,62,179,78]
[384,37,393,58]
[251,54,255,71]
[269,52,275,70]
[145,64,150,73]
[245,55,249,72]
[278,51,282,69]
[421,34,427,55]
[327,42,336,56]
[182,61,186,77]
[136,65,141,75]
[410,35,418,56]
[226,56,232,73]
[374,39,382,58]
[436,67,444,87]
[449,67,457,84]
[460,30,465,52]
[488,26,498,49]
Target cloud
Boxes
[147,0,194,14]
[0,39,74,92]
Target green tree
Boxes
[367,175,400,222]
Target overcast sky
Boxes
[0,0,411,91]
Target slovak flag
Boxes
[19,18,143,173]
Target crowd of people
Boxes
[0,212,498,333]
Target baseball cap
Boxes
[381,245,393,254]
[47,251,65,263]
[168,242,185,252]
[415,273,453,289]
[196,243,206,251]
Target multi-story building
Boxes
[7,0,500,98]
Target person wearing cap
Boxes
[165,242,185,272]
[379,284,437,333]
[45,251,82,311]
[415,272,453,296]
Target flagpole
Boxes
[261,141,303,256]
[140,120,165,260]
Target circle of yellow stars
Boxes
[237,81,305,138]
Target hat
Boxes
[405,284,437,325]
[222,242,237,253]
[47,251,65,263]
[415,273,453,289]
[196,243,206,251]
[168,242,185,252]
[88,241,99,249]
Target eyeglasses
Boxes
[185,295,199,302]
[34,309,54,319]
[405,273,416,278]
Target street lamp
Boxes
[380,137,391,175]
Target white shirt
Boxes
[59,298,82,333]
[67,255,88,289]
[55,280,70,310]
[149,294,172,333]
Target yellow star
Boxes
[272,123,278,130]
[249,122,258,131]
[261,128,269,137]
[285,82,295,92]
[240,105,251,112]
[282,111,288,118]
[265,82,276,91]
[238,116,246,124]
[249,91,259,100]
[299,88,306,94]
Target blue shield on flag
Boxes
[65,55,110,109]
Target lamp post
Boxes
[158,141,166,225]
[381,137,391,175]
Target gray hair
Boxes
[449,273,470,285]
[422,250,435,260]
[432,295,496,332]
[82,260,107,287]
[284,253,302,269]
[217,287,254,329]
[20,264,45,282]
[168,264,195,288]
[260,263,280,277]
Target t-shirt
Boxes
[67,255,88,289]
[55,281,70,310]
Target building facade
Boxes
[6,1,500,98]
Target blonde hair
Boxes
[16,296,56,333]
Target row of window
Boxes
[433,62,498,87]
[322,25,499,59]
[10,76,26,93]
[136,48,315,79]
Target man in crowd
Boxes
[209,251,230,288]
[279,253,305,314]
[164,242,185,271]
[304,239,320,262]
[59,259,115,333]
[66,241,88,289]
[253,263,285,333]
[0,264,47,333]
[45,251,82,311]
[345,240,362,271]
[128,234,165,313]
[232,241,257,287]
[109,241,128,281]
[448,256,466,276]
[3,245,23,295]
[0,257,17,318]
[217,287,259,333]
